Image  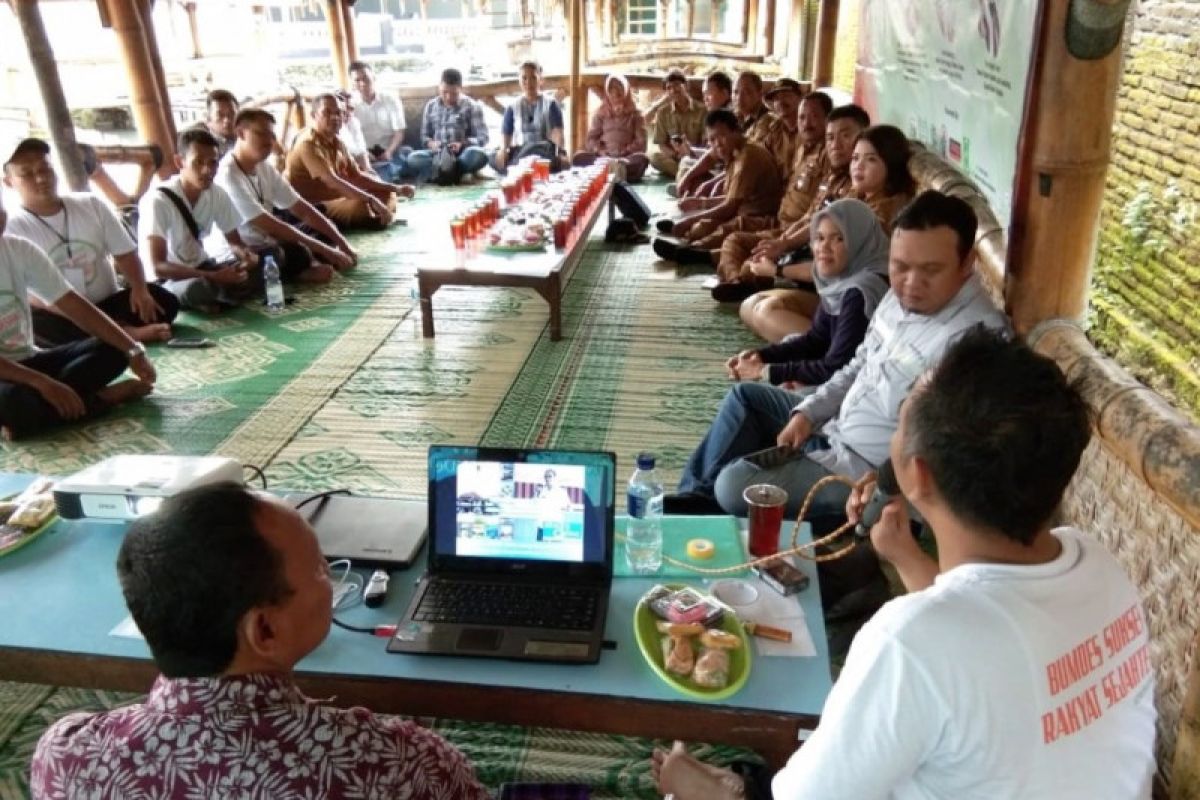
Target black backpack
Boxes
[610,180,651,228]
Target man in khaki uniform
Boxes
[652,109,783,264]
[285,94,410,231]
[647,69,707,178]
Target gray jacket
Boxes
[797,274,1009,478]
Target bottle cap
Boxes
[636,453,655,469]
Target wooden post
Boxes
[568,0,586,153]
[813,0,840,87]
[11,0,88,191]
[341,0,359,62]
[745,0,758,49]
[325,0,350,89]
[183,1,202,59]
[104,0,176,177]
[137,0,176,145]
[763,0,775,57]
[1005,0,1126,333]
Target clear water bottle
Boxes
[263,255,285,312]
[626,452,663,574]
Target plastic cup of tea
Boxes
[535,158,551,181]
[450,217,467,249]
[744,484,788,557]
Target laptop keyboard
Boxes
[415,580,601,630]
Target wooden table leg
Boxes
[417,271,436,339]
[543,272,562,341]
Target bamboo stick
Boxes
[341,0,359,62]
[1005,0,1124,332]
[183,1,202,59]
[325,0,350,89]
[137,0,176,145]
[763,0,775,57]
[11,0,88,191]
[568,0,585,153]
[104,0,176,177]
[813,0,839,87]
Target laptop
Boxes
[286,492,428,569]
[387,445,616,664]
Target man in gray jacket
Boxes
[667,191,1009,520]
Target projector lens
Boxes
[132,496,164,516]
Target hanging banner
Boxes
[854,0,1039,233]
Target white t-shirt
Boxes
[5,194,134,304]
[340,115,369,159]
[773,528,1156,800]
[353,92,406,151]
[138,176,240,269]
[0,235,73,360]
[214,153,301,248]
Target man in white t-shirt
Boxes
[654,328,1157,800]
[139,128,260,312]
[0,191,157,440]
[215,108,357,285]
[204,89,239,158]
[349,60,413,183]
[336,91,377,177]
[3,138,179,346]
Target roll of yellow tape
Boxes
[686,538,716,560]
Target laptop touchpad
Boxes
[457,628,502,652]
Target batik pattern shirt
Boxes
[31,673,490,800]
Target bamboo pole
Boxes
[763,0,775,57]
[812,0,839,87]
[1175,635,1200,800]
[11,0,88,191]
[745,0,758,49]
[183,1,202,59]
[568,0,586,153]
[325,0,350,89]
[341,0,359,62]
[105,0,176,177]
[137,0,176,145]
[1005,0,1125,333]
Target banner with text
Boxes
[854,0,1039,233]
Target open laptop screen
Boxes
[427,446,615,577]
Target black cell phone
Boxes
[752,560,810,596]
[744,445,797,470]
[166,337,215,349]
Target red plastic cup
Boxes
[450,218,466,249]
[521,169,534,196]
[502,181,517,206]
[744,484,788,557]
[553,216,569,249]
[535,158,551,181]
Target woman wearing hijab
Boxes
[727,200,890,384]
[571,74,649,182]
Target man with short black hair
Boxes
[349,60,413,182]
[31,483,490,799]
[491,60,566,174]
[647,69,706,178]
[408,67,490,184]
[656,328,1156,799]
[216,108,357,283]
[140,127,261,312]
[0,187,157,440]
[4,138,178,345]
[204,89,239,157]
[653,109,782,262]
[285,93,409,231]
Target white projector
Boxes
[53,455,244,521]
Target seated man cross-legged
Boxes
[491,60,568,175]
[3,138,179,345]
[0,190,157,441]
[655,328,1157,799]
[216,108,358,283]
[408,68,491,184]
[31,483,490,800]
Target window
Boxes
[624,0,659,36]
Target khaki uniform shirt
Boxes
[651,99,706,148]
[783,166,854,239]
[725,140,785,218]
[778,143,828,227]
[857,190,915,235]
[285,127,360,203]
[741,106,776,146]
[755,116,802,187]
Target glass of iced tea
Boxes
[744,484,788,557]
[449,217,467,249]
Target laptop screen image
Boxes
[427,446,615,580]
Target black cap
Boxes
[4,137,50,167]
[764,78,803,99]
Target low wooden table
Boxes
[417,184,613,342]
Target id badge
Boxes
[61,252,90,294]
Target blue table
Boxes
[0,476,832,767]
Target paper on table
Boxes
[706,572,817,658]
[110,615,144,640]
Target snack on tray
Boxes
[8,495,55,529]
[644,586,740,691]
[656,620,705,636]
[700,629,742,650]
[662,635,695,677]
[692,647,731,688]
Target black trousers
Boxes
[0,339,128,439]
[32,285,180,348]
[255,241,313,281]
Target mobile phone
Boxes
[669,133,685,144]
[744,445,796,470]
[166,337,215,349]
[752,560,810,596]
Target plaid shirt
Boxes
[420,95,489,148]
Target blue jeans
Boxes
[678,382,851,520]
[370,145,415,183]
[406,145,489,183]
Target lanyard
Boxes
[236,159,265,206]
[23,203,72,258]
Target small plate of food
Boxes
[633,584,751,701]
[0,477,58,559]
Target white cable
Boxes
[328,559,363,610]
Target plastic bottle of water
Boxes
[263,255,285,312]
[626,453,663,574]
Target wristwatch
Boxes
[125,342,146,361]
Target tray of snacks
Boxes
[487,218,549,252]
[633,584,751,701]
[0,477,58,559]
